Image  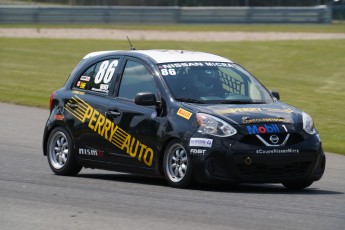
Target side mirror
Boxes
[270,90,280,100]
[135,92,157,106]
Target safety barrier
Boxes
[0,5,331,24]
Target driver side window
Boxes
[118,60,157,100]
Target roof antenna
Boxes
[126,36,136,50]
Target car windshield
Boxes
[158,62,273,104]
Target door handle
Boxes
[108,110,121,116]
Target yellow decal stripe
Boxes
[64,105,84,122]
[64,95,154,167]
[111,127,129,149]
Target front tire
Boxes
[163,141,193,188]
[282,180,313,190]
[47,127,82,176]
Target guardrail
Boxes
[0,5,331,24]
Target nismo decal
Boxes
[65,96,154,167]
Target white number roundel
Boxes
[94,60,118,84]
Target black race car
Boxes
[43,50,325,189]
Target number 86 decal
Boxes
[160,69,176,76]
[94,60,118,84]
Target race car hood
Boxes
[182,102,302,125]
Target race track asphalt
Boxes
[0,102,344,230]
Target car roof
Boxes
[83,50,233,64]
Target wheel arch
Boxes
[157,137,181,175]
[43,121,74,156]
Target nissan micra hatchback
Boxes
[43,50,325,189]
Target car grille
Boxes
[237,161,311,178]
[240,133,304,147]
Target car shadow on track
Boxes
[76,172,343,195]
[76,172,166,186]
[193,183,344,195]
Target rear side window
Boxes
[118,60,157,100]
[74,65,94,90]
[74,59,119,95]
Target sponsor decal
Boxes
[79,148,98,156]
[217,108,294,115]
[65,96,154,166]
[255,149,300,154]
[161,62,204,69]
[158,62,233,76]
[190,149,207,156]
[80,82,87,89]
[160,62,233,69]
[91,84,109,93]
[242,117,288,124]
[91,87,108,93]
[264,108,294,113]
[71,90,85,95]
[204,62,233,67]
[100,84,109,91]
[218,108,262,114]
[247,124,280,135]
[78,148,104,157]
[189,138,213,148]
[177,108,192,120]
[80,76,91,81]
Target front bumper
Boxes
[189,133,326,184]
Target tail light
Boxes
[49,91,55,111]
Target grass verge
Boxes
[0,38,344,155]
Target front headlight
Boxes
[302,111,316,135]
[196,113,237,137]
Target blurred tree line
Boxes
[26,0,331,6]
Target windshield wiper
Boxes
[219,100,266,104]
[175,98,206,104]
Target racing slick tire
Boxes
[282,180,313,190]
[163,140,194,188]
[47,127,82,176]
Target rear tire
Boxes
[282,181,313,190]
[47,127,82,176]
[163,140,193,188]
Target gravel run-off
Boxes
[1,28,345,41]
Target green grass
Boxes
[1,23,345,33]
[0,38,344,155]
